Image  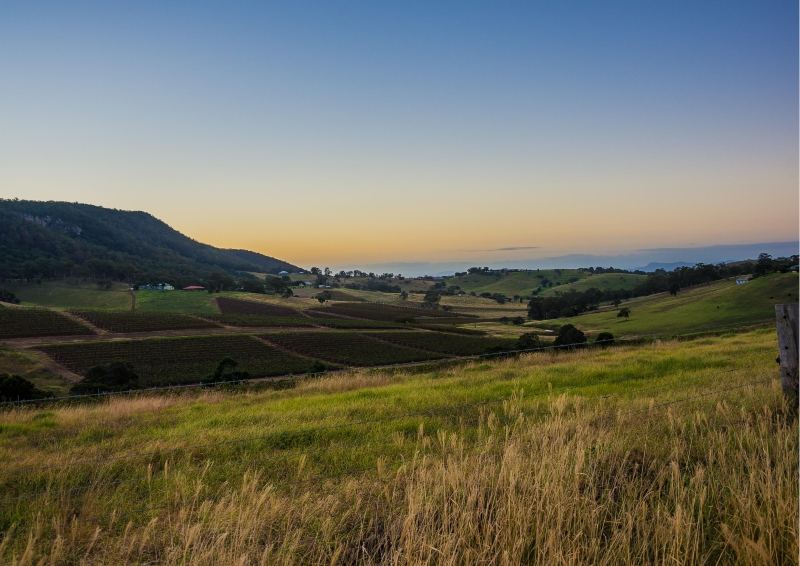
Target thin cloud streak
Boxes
[461,245,540,253]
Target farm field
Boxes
[0,329,794,563]
[0,346,67,394]
[308,314,403,329]
[263,331,446,365]
[539,272,647,296]
[0,306,95,339]
[134,290,220,315]
[215,297,301,316]
[3,281,132,310]
[71,310,219,333]
[211,314,316,327]
[38,335,316,385]
[365,331,517,355]
[312,301,476,322]
[541,272,798,337]
[289,287,367,301]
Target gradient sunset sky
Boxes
[2,1,797,268]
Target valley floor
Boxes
[0,329,796,564]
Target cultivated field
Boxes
[0,306,94,339]
[3,281,132,310]
[39,335,316,385]
[0,330,795,564]
[70,310,218,333]
[263,331,445,365]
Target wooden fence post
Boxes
[775,304,798,410]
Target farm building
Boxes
[735,276,751,285]
[182,285,206,291]
[139,283,175,291]
[278,270,290,276]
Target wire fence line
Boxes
[4,362,756,476]
[2,369,776,504]
[0,323,774,408]
[2,375,777,507]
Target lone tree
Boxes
[204,358,250,385]
[71,362,140,394]
[617,307,631,319]
[422,288,441,309]
[554,324,587,349]
[316,290,333,304]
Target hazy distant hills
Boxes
[0,200,299,283]
[358,242,799,277]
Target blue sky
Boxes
[1,1,797,267]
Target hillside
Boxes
[0,200,299,283]
[1,330,794,563]
[448,269,589,296]
[540,272,798,336]
[538,272,647,296]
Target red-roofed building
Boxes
[182,285,205,291]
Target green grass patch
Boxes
[542,273,798,337]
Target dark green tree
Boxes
[204,358,250,384]
[71,362,140,394]
[595,332,615,347]
[554,324,587,349]
[0,374,51,402]
[515,332,542,351]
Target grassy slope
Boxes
[5,281,131,310]
[449,269,587,296]
[0,330,795,562]
[133,290,220,315]
[539,272,647,296]
[0,346,68,394]
[543,273,798,336]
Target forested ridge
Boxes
[0,200,299,283]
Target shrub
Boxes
[0,289,20,304]
[0,374,51,402]
[554,324,587,349]
[71,362,141,394]
[204,358,250,385]
[515,333,542,351]
[595,332,615,347]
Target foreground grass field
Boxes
[0,329,795,564]
[543,273,798,337]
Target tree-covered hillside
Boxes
[0,200,299,283]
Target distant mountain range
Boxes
[353,242,799,277]
[0,200,299,283]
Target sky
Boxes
[1,0,797,270]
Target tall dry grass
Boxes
[2,388,796,565]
